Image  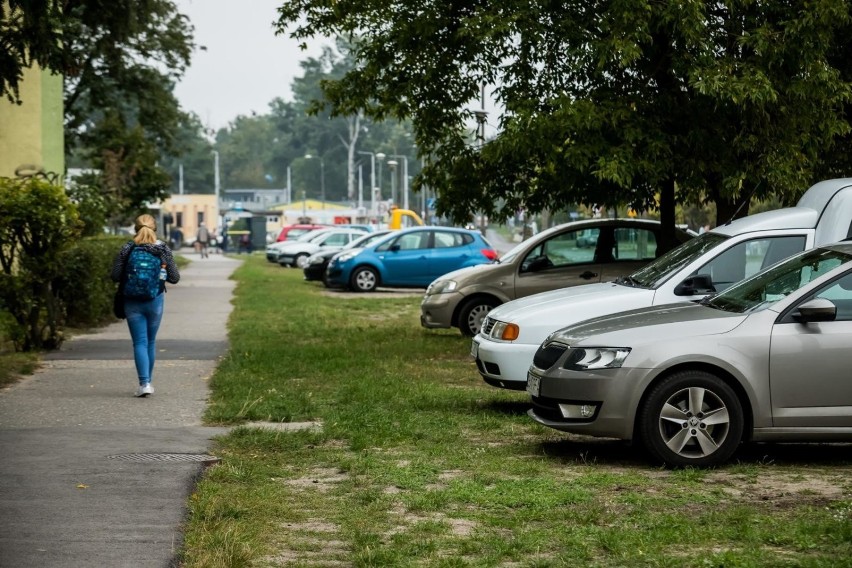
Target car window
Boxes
[629,232,728,288]
[287,229,310,240]
[378,232,429,251]
[813,272,852,321]
[520,229,597,272]
[614,228,657,260]
[322,233,349,246]
[705,247,852,314]
[434,231,466,248]
[694,236,807,292]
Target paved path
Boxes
[0,251,241,568]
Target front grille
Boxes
[533,343,568,370]
[482,317,495,336]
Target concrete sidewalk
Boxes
[0,252,242,568]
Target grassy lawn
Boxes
[181,256,852,567]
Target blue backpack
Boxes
[123,246,163,300]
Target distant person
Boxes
[240,233,251,254]
[196,223,210,258]
[169,227,183,250]
[219,227,228,253]
[111,214,180,397]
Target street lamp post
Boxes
[211,150,221,228]
[304,154,325,211]
[387,160,398,205]
[376,152,386,203]
[390,154,409,210]
[356,150,375,211]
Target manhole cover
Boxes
[107,453,220,464]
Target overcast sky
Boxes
[172,0,499,137]
[173,0,326,132]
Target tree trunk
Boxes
[657,177,677,254]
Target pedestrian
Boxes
[169,227,183,250]
[196,222,210,258]
[111,214,180,397]
[240,233,251,254]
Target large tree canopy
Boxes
[276,0,852,249]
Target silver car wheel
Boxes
[458,297,498,337]
[295,254,309,269]
[351,266,378,292]
[640,370,744,467]
[658,387,730,458]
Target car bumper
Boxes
[527,366,652,441]
[303,263,325,280]
[265,251,279,262]
[324,266,347,288]
[278,254,295,265]
[420,292,462,329]
[472,336,538,389]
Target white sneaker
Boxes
[135,384,154,397]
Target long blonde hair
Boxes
[133,214,158,245]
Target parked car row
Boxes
[422,177,852,467]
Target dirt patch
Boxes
[280,467,349,492]
[704,470,849,508]
[320,287,424,299]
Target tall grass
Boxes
[181,257,852,567]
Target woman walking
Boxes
[111,214,180,397]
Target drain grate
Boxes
[108,453,220,464]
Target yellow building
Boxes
[0,66,64,180]
[159,194,220,242]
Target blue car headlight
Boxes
[562,347,631,370]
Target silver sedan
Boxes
[527,242,852,467]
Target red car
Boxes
[275,224,328,242]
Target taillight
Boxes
[481,248,498,261]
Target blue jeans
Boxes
[125,293,164,386]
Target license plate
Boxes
[470,340,479,359]
[527,372,541,397]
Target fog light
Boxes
[558,403,598,419]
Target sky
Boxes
[173,0,326,133]
[172,0,499,137]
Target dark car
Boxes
[303,230,393,282]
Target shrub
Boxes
[0,177,82,351]
[55,236,128,328]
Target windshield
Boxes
[627,232,728,288]
[346,231,388,249]
[705,247,852,314]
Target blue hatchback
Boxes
[325,227,498,292]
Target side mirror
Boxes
[793,298,836,323]
[674,274,715,296]
[389,244,401,252]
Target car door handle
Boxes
[579,271,598,279]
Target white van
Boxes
[472,178,852,390]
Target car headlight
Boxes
[427,280,458,295]
[489,321,519,341]
[336,251,359,263]
[562,347,631,370]
[308,255,324,265]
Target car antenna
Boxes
[724,181,762,226]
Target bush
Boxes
[55,236,128,328]
[0,177,81,350]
